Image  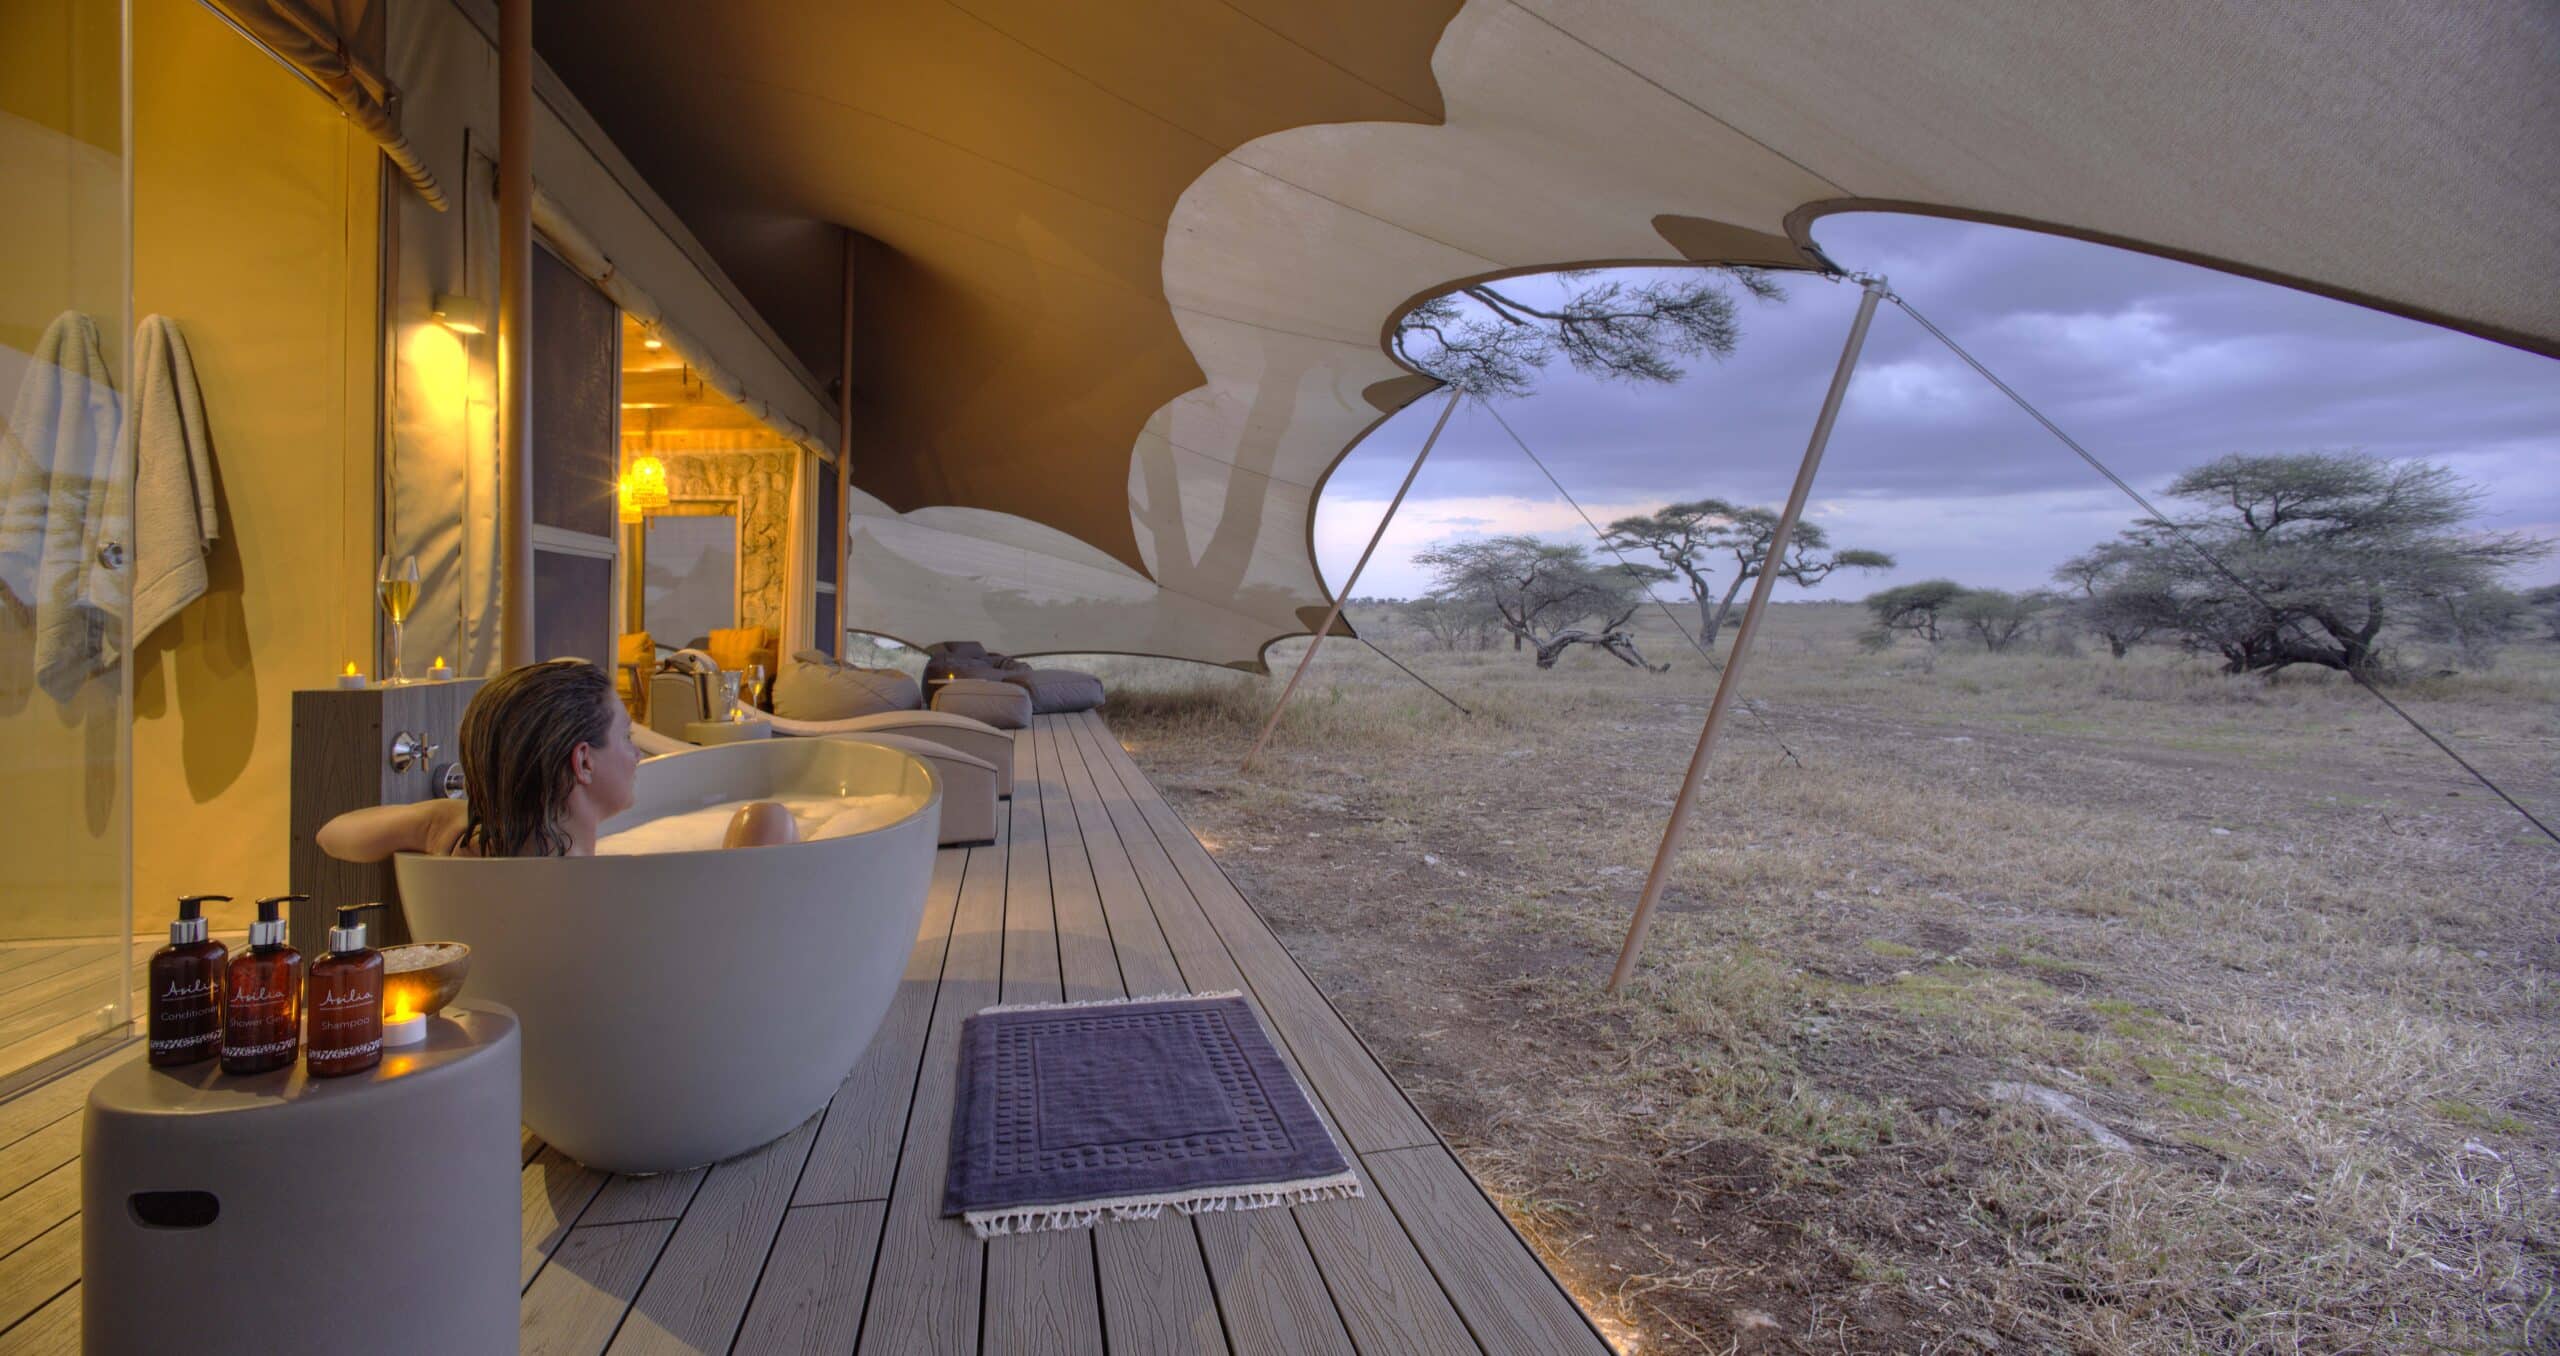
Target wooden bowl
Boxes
[382,942,471,1016]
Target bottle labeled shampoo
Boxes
[220,895,305,1075]
[306,904,386,1078]
[147,895,230,1068]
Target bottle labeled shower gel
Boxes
[306,903,386,1078]
[220,895,305,1076]
[147,895,230,1068]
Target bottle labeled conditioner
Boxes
[306,904,386,1078]
[220,895,305,1076]
[147,895,230,1068]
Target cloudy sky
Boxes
[1313,214,2560,603]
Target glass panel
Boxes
[534,548,615,666]
[0,0,132,1079]
[644,510,737,650]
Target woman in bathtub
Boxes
[318,658,796,859]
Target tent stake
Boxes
[1607,277,1886,994]
[1240,386,1461,774]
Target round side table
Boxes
[685,717,773,746]
[83,1005,520,1355]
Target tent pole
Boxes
[835,232,856,657]
[1240,386,1461,775]
[495,0,534,668]
[1607,277,1886,994]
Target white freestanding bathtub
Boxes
[396,738,941,1173]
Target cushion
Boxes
[1005,668,1106,714]
[931,677,1032,730]
[929,640,988,659]
[617,632,655,668]
[708,626,778,674]
[773,653,924,720]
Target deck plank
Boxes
[519,1218,676,1356]
[604,1114,821,1355]
[732,1201,887,1352]
[984,722,1108,1356]
[1041,719,1231,1356]
[0,1216,76,1340]
[0,1119,79,1213]
[794,846,967,1207]
[1366,1145,1612,1354]
[0,1163,76,1265]
[581,1167,704,1227]
[855,827,1004,1355]
[522,1147,610,1288]
[0,1282,73,1354]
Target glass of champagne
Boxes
[376,554,419,684]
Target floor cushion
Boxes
[931,677,1032,730]
[774,650,924,721]
[1005,668,1106,714]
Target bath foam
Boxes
[596,793,916,855]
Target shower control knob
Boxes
[433,762,466,799]
[389,730,441,773]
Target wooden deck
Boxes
[0,712,1610,1354]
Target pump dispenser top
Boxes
[248,894,302,950]
[327,903,382,954]
[170,894,227,945]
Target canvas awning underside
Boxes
[533,0,2560,672]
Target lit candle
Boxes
[427,655,454,681]
[336,661,367,689]
[382,997,427,1048]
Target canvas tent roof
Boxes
[533,0,2560,672]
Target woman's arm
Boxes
[316,800,468,862]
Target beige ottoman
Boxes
[932,676,1032,730]
[838,733,999,846]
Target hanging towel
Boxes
[0,313,123,701]
[110,315,218,658]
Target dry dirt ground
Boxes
[1040,605,2559,1355]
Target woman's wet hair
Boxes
[456,659,617,857]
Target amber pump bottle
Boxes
[147,895,230,1068]
[220,895,305,1075]
[306,903,386,1078]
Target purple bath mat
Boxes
[943,991,1359,1236]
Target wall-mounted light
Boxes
[641,326,665,352]
[431,292,486,335]
[622,455,670,516]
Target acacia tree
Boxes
[1862,579,1966,647]
[1392,269,1784,397]
[2053,544,2171,658]
[1606,501,1893,646]
[1415,536,1669,670]
[2088,453,2548,677]
[1948,589,2050,652]
[1402,594,1500,652]
[2527,584,2560,643]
